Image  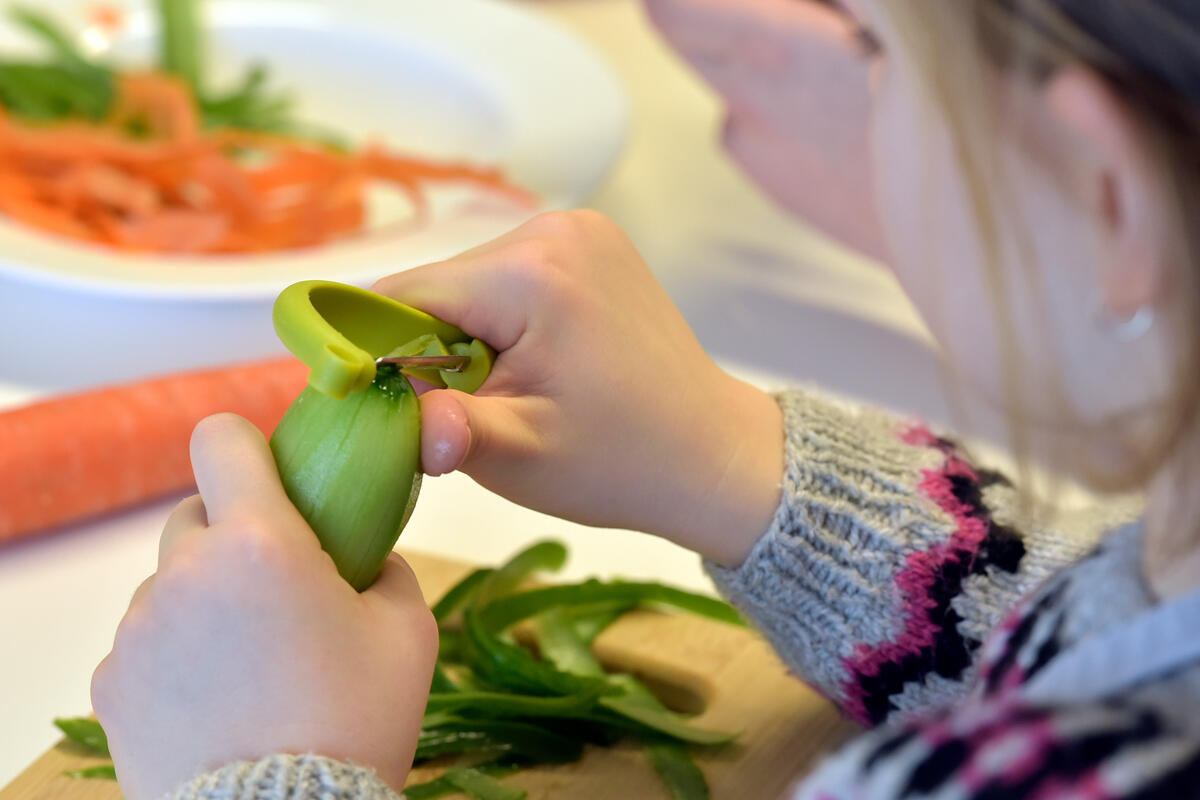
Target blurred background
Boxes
[0,0,940,404]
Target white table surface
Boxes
[0,0,952,787]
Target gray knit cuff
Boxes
[703,389,1112,723]
[703,389,949,703]
[165,754,402,800]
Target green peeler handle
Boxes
[273,280,494,398]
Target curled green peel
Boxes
[445,339,497,394]
[386,333,453,388]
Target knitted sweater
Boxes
[166,390,1200,800]
[709,392,1200,799]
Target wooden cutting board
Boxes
[0,550,859,800]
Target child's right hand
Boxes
[374,211,783,567]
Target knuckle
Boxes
[523,209,579,239]
[506,237,556,271]
[108,605,150,660]
[154,535,205,587]
[569,207,613,233]
[89,657,113,717]
[154,520,272,587]
[502,241,565,293]
[215,519,293,575]
[409,603,440,657]
[157,518,293,593]
[506,210,619,287]
[521,209,612,247]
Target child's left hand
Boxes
[90,413,438,800]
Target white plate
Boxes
[0,0,627,300]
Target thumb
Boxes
[365,551,428,608]
[418,389,533,477]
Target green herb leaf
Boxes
[8,7,96,73]
[403,763,520,800]
[438,629,468,664]
[479,580,745,634]
[598,679,735,746]
[566,601,637,645]
[157,0,204,94]
[462,609,606,698]
[54,718,109,756]
[198,63,298,134]
[63,764,117,781]
[0,62,112,120]
[531,605,734,745]
[470,540,568,609]
[425,686,608,720]
[430,662,460,694]
[533,606,606,678]
[442,767,526,800]
[432,568,494,623]
[415,719,583,764]
[646,740,710,800]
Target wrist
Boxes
[659,371,784,567]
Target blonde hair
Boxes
[877,0,1200,498]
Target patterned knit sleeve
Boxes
[165,754,401,800]
[787,523,1200,799]
[792,692,1200,799]
[704,389,1104,727]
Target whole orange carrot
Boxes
[0,356,308,542]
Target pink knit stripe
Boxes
[899,423,941,448]
[838,450,989,725]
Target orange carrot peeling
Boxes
[0,72,534,254]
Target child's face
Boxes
[851,0,1173,484]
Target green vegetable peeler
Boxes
[272,280,495,398]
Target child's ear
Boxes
[1044,66,1173,317]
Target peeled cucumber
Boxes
[269,365,422,591]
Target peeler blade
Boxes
[376,355,471,374]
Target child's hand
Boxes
[374,211,783,566]
[642,0,888,262]
[90,414,438,800]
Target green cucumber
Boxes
[269,365,421,591]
